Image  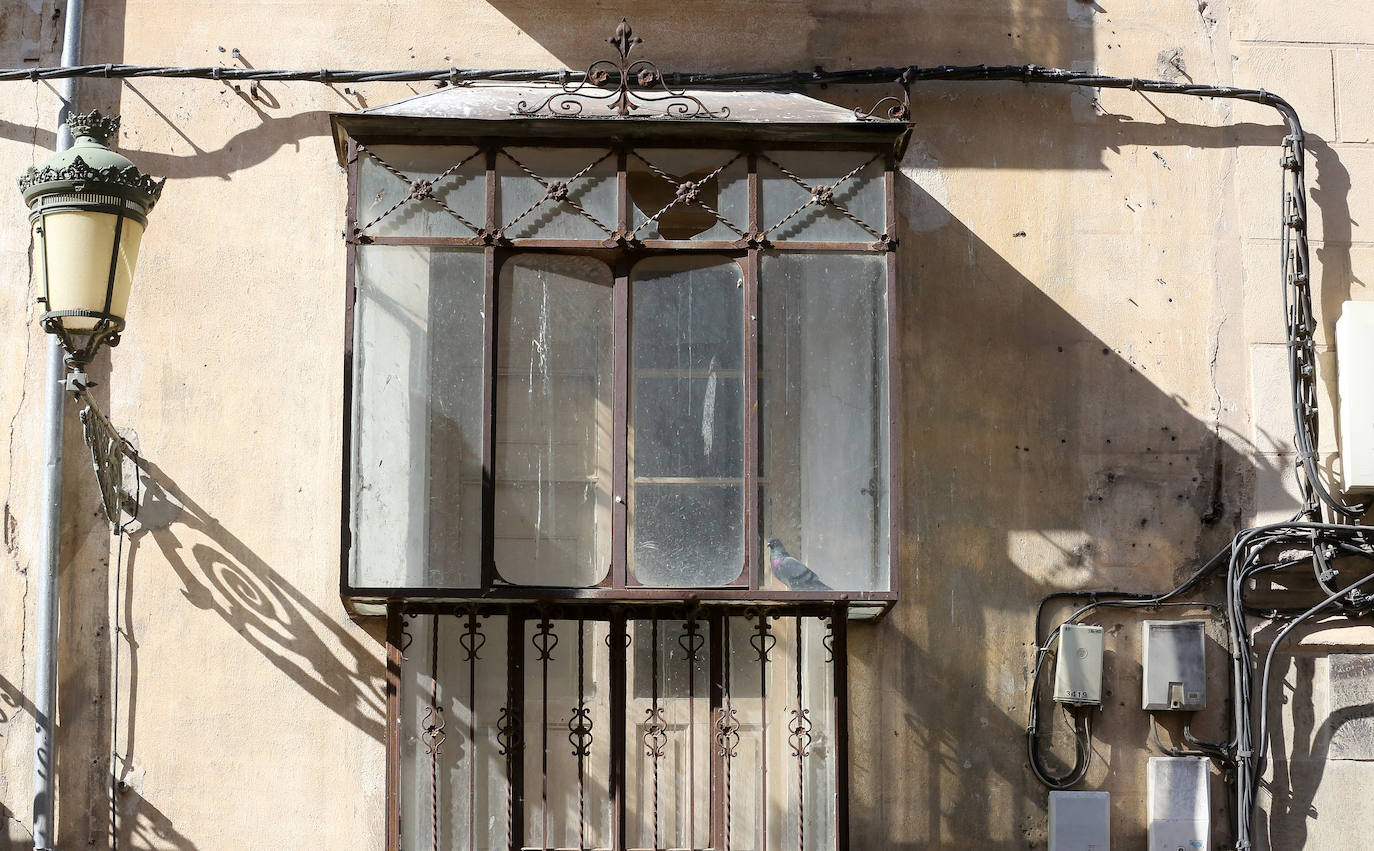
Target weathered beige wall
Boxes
[0,0,1371,848]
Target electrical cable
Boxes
[1149,712,1217,761]
[7,50,1366,851]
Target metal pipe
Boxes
[32,1,84,846]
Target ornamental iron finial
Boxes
[515,19,728,119]
[67,110,120,144]
[607,18,642,62]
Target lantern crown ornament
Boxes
[19,111,164,210]
[19,110,164,368]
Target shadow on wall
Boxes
[91,456,386,841]
[481,0,1093,80]
[121,456,387,748]
[116,788,199,851]
[842,116,1350,847]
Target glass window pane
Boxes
[631,256,746,587]
[351,247,484,589]
[497,147,617,241]
[761,252,889,592]
[760,151,885,243]
[628,147,749,241]
[357,145,485,239]
[495,255,614,587]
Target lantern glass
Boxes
[33,201,145,331]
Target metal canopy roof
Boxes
[330,81,908,160]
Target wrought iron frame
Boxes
[340,131,901,616]
[384,601,850,851]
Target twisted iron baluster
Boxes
[461,612,484,851]
[679,614,705,851]
[534,616,557,850]
[496,702,522,851]
[752,611,772,851]
[715,620,739,851]
[568,620,593,850]
[643,614,668,850]
[422,617,445,851]
[788,617,815,851]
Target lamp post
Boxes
[19,109,164,373]
[17,108,161,850]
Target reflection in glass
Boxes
[761,252,889,592]
[631,256,745,587]
[495,255,614,587]
[352,247,484,589]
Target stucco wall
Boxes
[1,0,1371,848]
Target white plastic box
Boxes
[1147,757,1209,850]
[1337,301,1374,492]
[1055,623,1104,706]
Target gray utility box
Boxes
[1141,620,1206,711]
[1147,757,1209,850]
[1054,623,1105,706]
[1049,791,1110,850]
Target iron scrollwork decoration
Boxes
[855,67,914,122]
[458,612,486,662]
[516,19,729,119]
[568,705,594,757]
[78,394,137,528]
[496,705,523,756]
[748,610,777,663]
[715,706,741,758]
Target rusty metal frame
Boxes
[342,134,898,615]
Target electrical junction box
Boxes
[1142,620,1206,711]
[1054,623,1104,706]
[1147,757,1209,850]
[1049,791,1110,851]
[1337,301,1374,492]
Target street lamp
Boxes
[18,109,164,369]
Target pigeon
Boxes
[766,538,831,591]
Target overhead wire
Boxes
[10,53,1367,851]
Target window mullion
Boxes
[617,145,629,240]
[746,152,761,592]
[613,259,630,590]
[745,249,760,593]
[481,148,499,590]
[480,247,498,589]
[884,160,900,607]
